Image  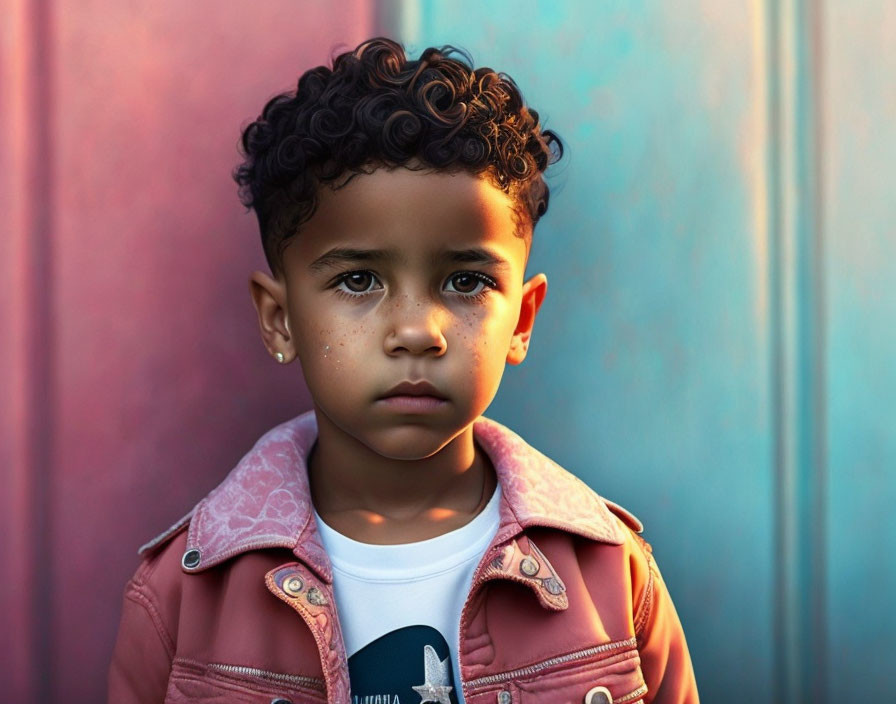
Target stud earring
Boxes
[275,352,285,363]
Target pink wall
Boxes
[1,1,377,700]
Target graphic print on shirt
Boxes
[348,624,459,704]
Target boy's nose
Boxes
[384,303,448,356]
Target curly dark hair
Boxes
[232,36,565,277]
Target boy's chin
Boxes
[311,399,486,453]
[360,423,468,461]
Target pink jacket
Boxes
[108,410,699,703]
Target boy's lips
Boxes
[377,395,447,412]
[379,379,448,400]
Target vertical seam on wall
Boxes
[374,0,423,51]
[22,0,55,699]
[808,1,828,699]
[766,1,789,694]
[769,0,827,702]
[371,0,395,39]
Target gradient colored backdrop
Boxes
[2,1,893,703]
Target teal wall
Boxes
[823,2,896,700]
[378,1,896,702]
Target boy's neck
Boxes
[307,409,498,545]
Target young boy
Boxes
[108,37,699,704]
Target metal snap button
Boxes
[497,690,512,704]
[306,586,327,606]
[283,576,304,597]
[543,576,565,595]
[270,698,293,704]
[181,549,201,569]
[584,685,613,704]
[520,557,540,576]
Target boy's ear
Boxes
[507,273,548,365]
[249,271,294,363]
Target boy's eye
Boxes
[333,270,496,299]
[446,272,489,295]
[340,271,379,293]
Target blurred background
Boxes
[2,0,894,702]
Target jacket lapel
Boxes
[168,409,629,581]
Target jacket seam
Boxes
[125,581,176,660]
[631,533,656,641]
[136,551,164,584]
[171,656,326,694]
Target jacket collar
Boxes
[176,409,627,581]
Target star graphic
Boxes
[412,644,454,704]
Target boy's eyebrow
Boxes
[308,246,512,273]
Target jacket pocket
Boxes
[164,656,327,704]
[467,638,648,704]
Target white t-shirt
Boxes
[313,483,502,704]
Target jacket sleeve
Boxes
[107,575,173,703]
[632,535,700,704]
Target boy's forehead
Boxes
[284,166,527,272]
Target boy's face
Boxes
[249,164,547,460]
